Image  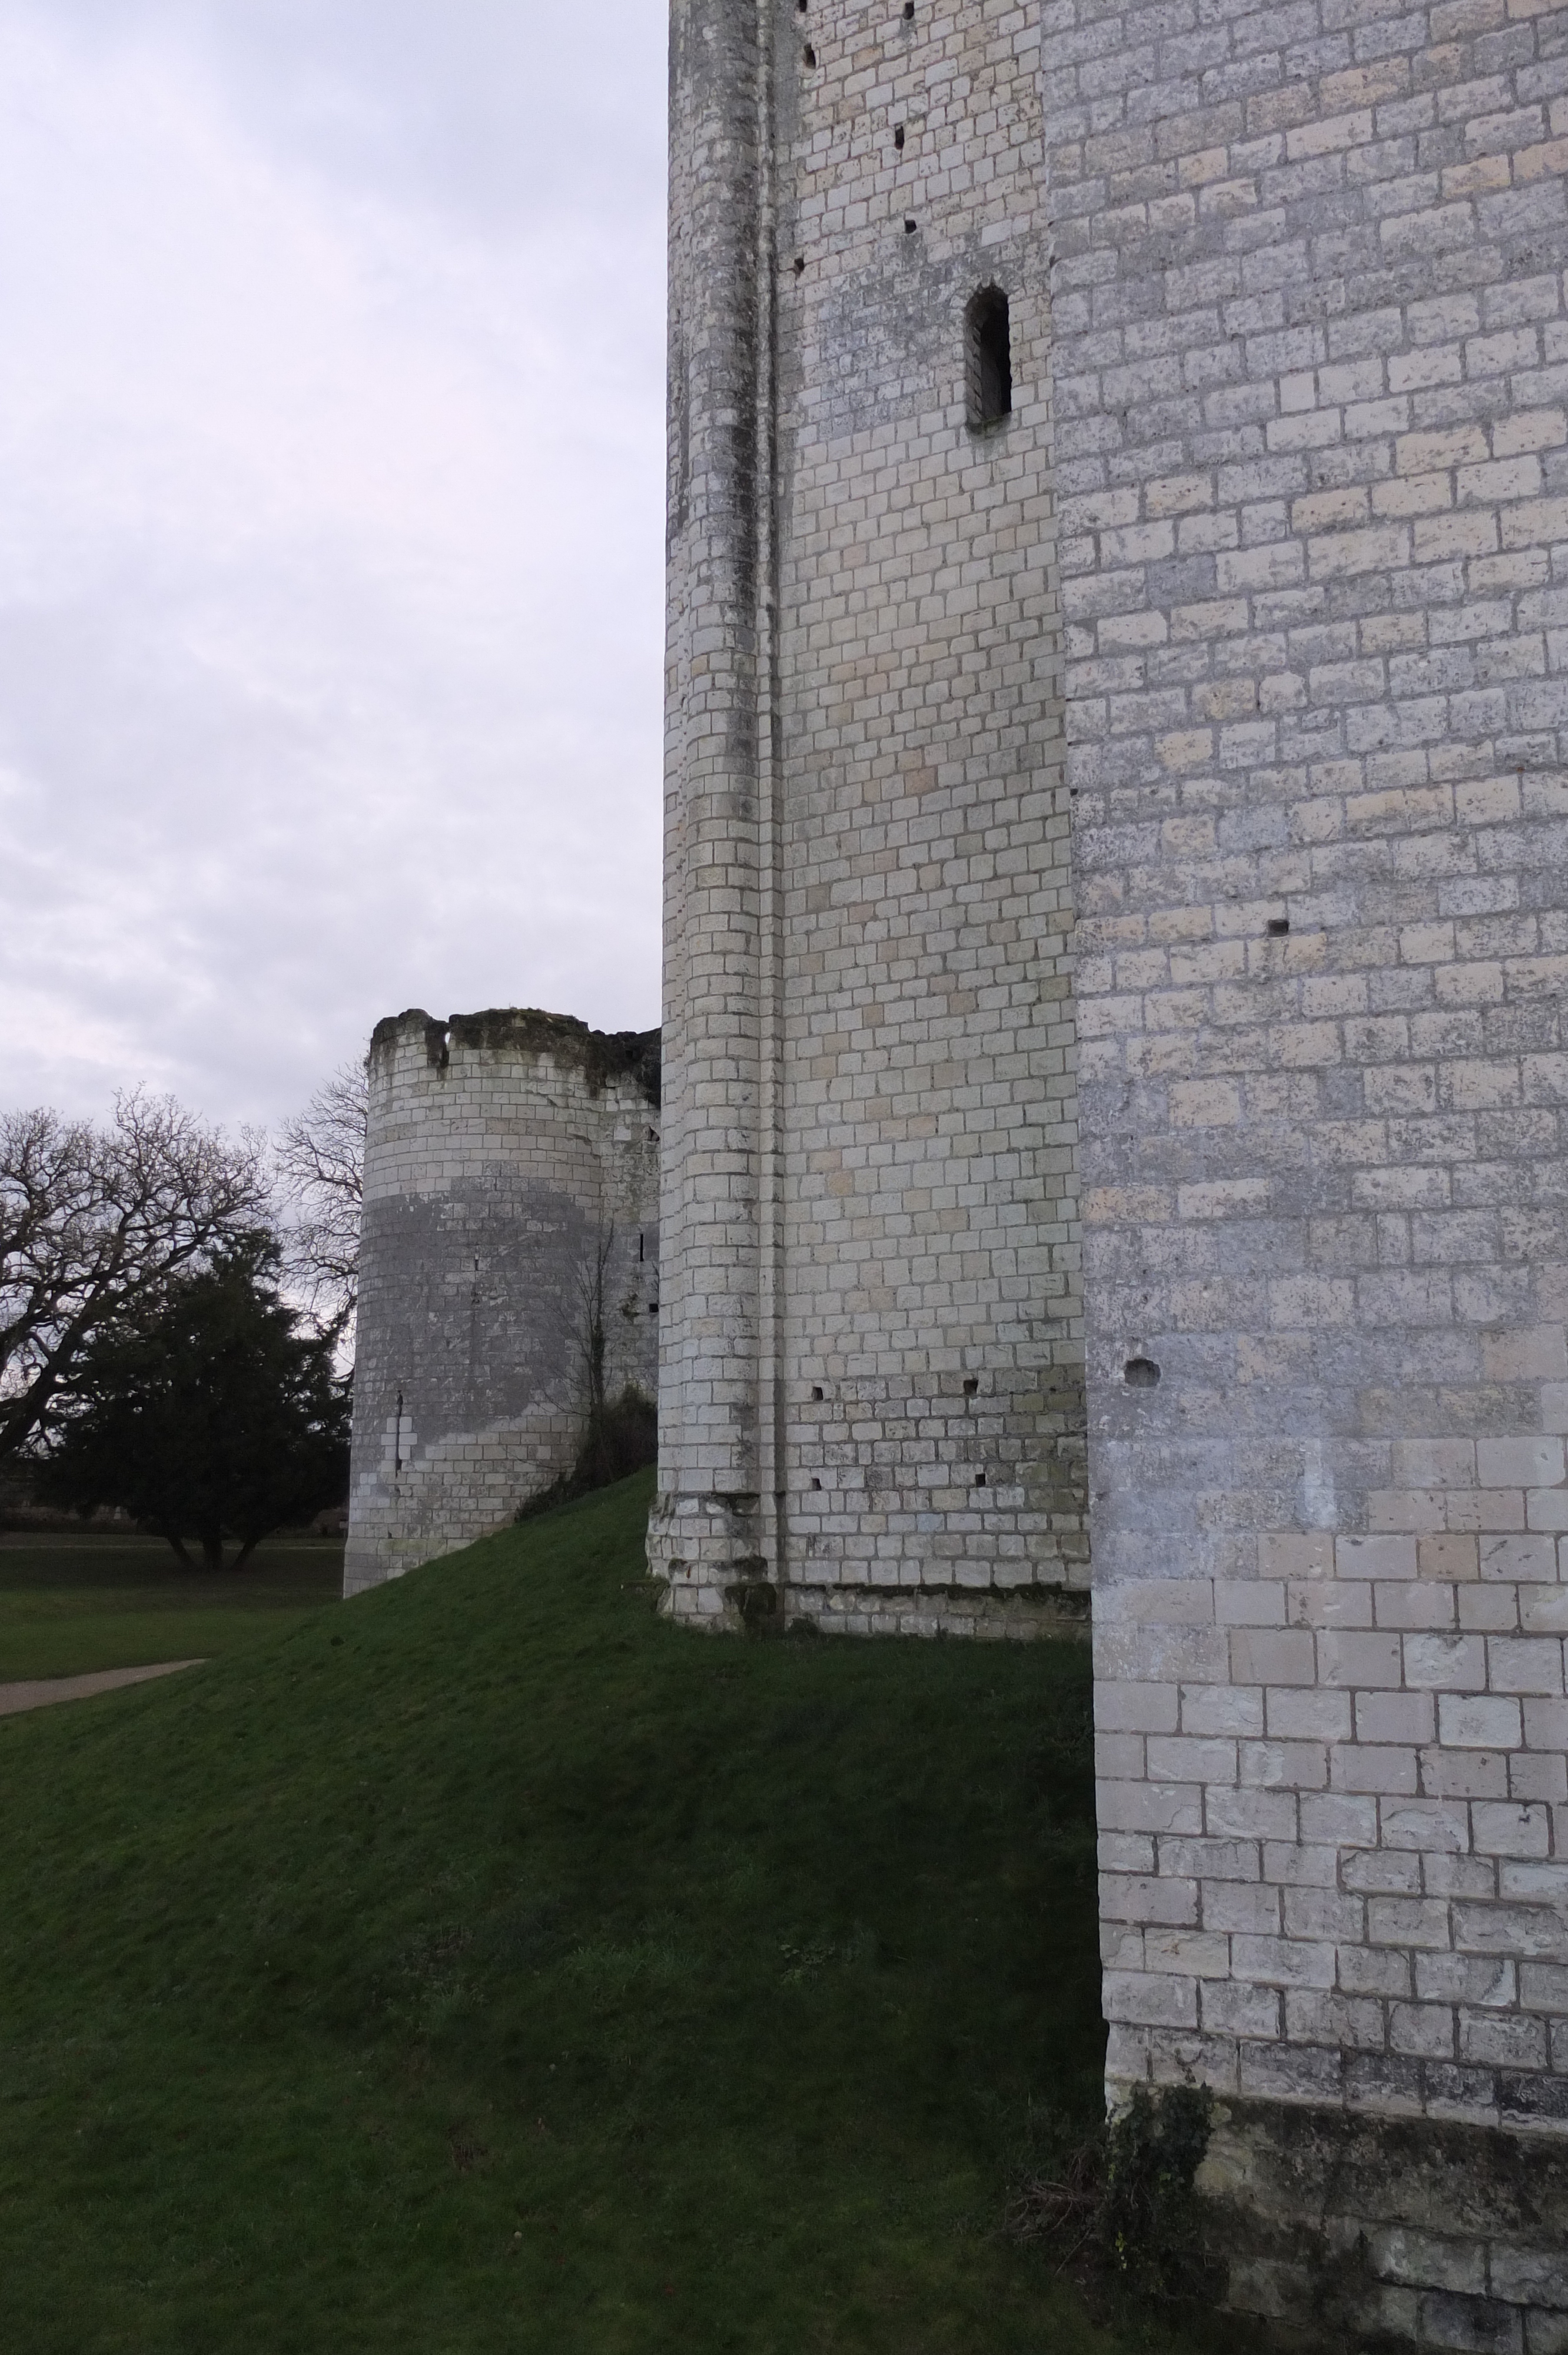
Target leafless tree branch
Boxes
[273,1060,366,1348]
[0,1092,270,1466]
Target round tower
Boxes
[344,1007,660,1594]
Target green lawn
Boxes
[0,1534,343,1680]
[0,1474,1191,2353]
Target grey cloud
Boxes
[0,0,666,1132]
[26,0,667,231]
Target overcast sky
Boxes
[0,0,667,1133]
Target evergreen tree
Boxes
[38,1238,350,1569]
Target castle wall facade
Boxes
[1046,0,1568,2329]
[660,0,1568,2333]
[344,1010,660,1596]
[654,0,1088,1637]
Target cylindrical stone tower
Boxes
[345,1008,660,1594]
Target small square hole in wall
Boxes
[810,1477,821,1490]
[962,1376,978,1395]
[974,1472,986,1488]
[811,1385,823,1401]
[1267,917,1290,937]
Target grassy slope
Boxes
[0,1474,1145,2354]
[0,1538,343,1680]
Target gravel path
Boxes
[0,1660,205,1717]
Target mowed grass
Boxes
[0,1535,343,1680]
[0,1472,1165,2354]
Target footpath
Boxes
[0,1660,202,1717]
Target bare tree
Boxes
[273,1060,366,1348]
[568,1221,616,1471]
[0,1092,271,1468]
[561,1221,656,1493]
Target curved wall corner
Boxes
[344,1007,660,1597]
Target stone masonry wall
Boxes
[344,1010,660,1596]
[656,0,775,1606]
[654,0,1568,2329]
[1042,0,1568,2296]
[653,0,1088,1637]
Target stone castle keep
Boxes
[347,0,1568,2334]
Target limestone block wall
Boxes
[344,1010,660,1596]
[653,0,1087,1637]
[1043,0,1568,2313]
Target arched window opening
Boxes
[965,286,1011,430]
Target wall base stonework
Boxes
[647,1489,771,1629]
[1194,2097,1568,2351]
[650,1483,1092,1638]
[784,1580,1091,1641]
[651,1500,1094,1640]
